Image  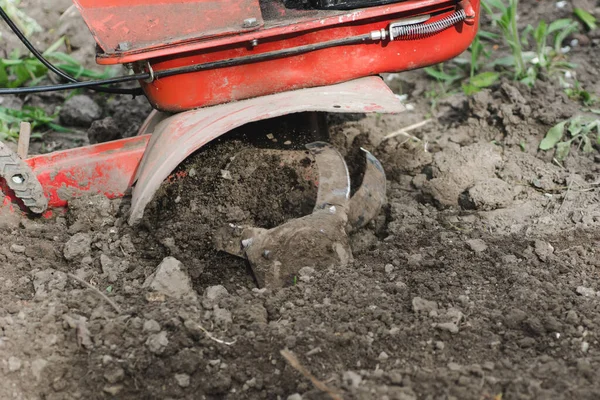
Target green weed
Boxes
[424,32,499,96]
[0,105,68,141]
[483,0,579,85]
[539,115,599,160]
[564,79,598,106]
[0,37,117,88]
[0,0,42,38]
[573,7,597,31]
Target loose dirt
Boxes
[1,1,600,399]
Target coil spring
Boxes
[392,9,467,40]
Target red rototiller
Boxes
[0,0,478,278]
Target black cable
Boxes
[0,33,374,95]
[0,73,150,94]
[156,34,372,78]
[0,5,142,95]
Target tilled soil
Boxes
[1,1,600,399]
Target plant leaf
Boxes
[582,135,593,153]
[462,83,480,96]
[555,141,571,160]
[540,120,567,150]
[488,55,516,67]
[573,8,597,31]
[548,18,577,34]
[469,71,500,88]
[533,21,547,46]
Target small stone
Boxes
[287,394,303,400]
[435,341,445,350]
[204,285,229,301]
[8,356,22,372]
[175,373,190,388]
[103,385,123,396]
[146,331,169,354]
[412,297,438,313]
[9,244,25,254]
[576,286,597,297]
[482,361,495,371]
[63,233,92,261]
[447,362,461,371]
[581,341,590,353]
[518,337,536,348]
[566,310,579,325]
[103,366,125,384]
[384,264,394,274]
[100,254,114,272]
[143,257,196,299]
[298,267,315,277]
[466,239,487,253]
[534,240,554,262]
[343,371,362,388]
[214,307,232,326]
[143,319,161,333]
[378,351,389,361]
[31,359,48,381]
[285,335,297,349]
[60,95,102,127]
[436,322,460,333]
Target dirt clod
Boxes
[143,257,195,299]
[59,95,102,127]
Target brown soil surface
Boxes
[1,1,600,399]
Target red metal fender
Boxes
[1,135,149,216]
[128,76,405,224]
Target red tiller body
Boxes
[73,0,479,112]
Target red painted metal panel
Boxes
[1,135,149,213]
[96,0,459,63]
[141,3,479,111]
[72,0,263,53]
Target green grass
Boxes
[0,105,69,141]
[0,4,116,141]
[0,0,42,38]
[425,0,582,98]
[539,115,600,160]
[0,37,118,88]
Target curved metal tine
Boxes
[346,148,386,233]
[305,142,350,212]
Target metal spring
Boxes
[392,9,467,40]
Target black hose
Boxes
[0,5,142,95]
[1,33,373,95]
[0,73,150,94]
[155,34,371,78]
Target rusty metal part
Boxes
[2,135,149,213]
[346,148,386,233]
[214,142,353,288]
[306,142,350,211]
[0,141,47,214]
[128,76,405,225]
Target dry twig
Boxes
[382,119,432,141]
[17,122,31,159]
[280,349,343,400]
[67,273,122,314]
[187,320,236,345]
